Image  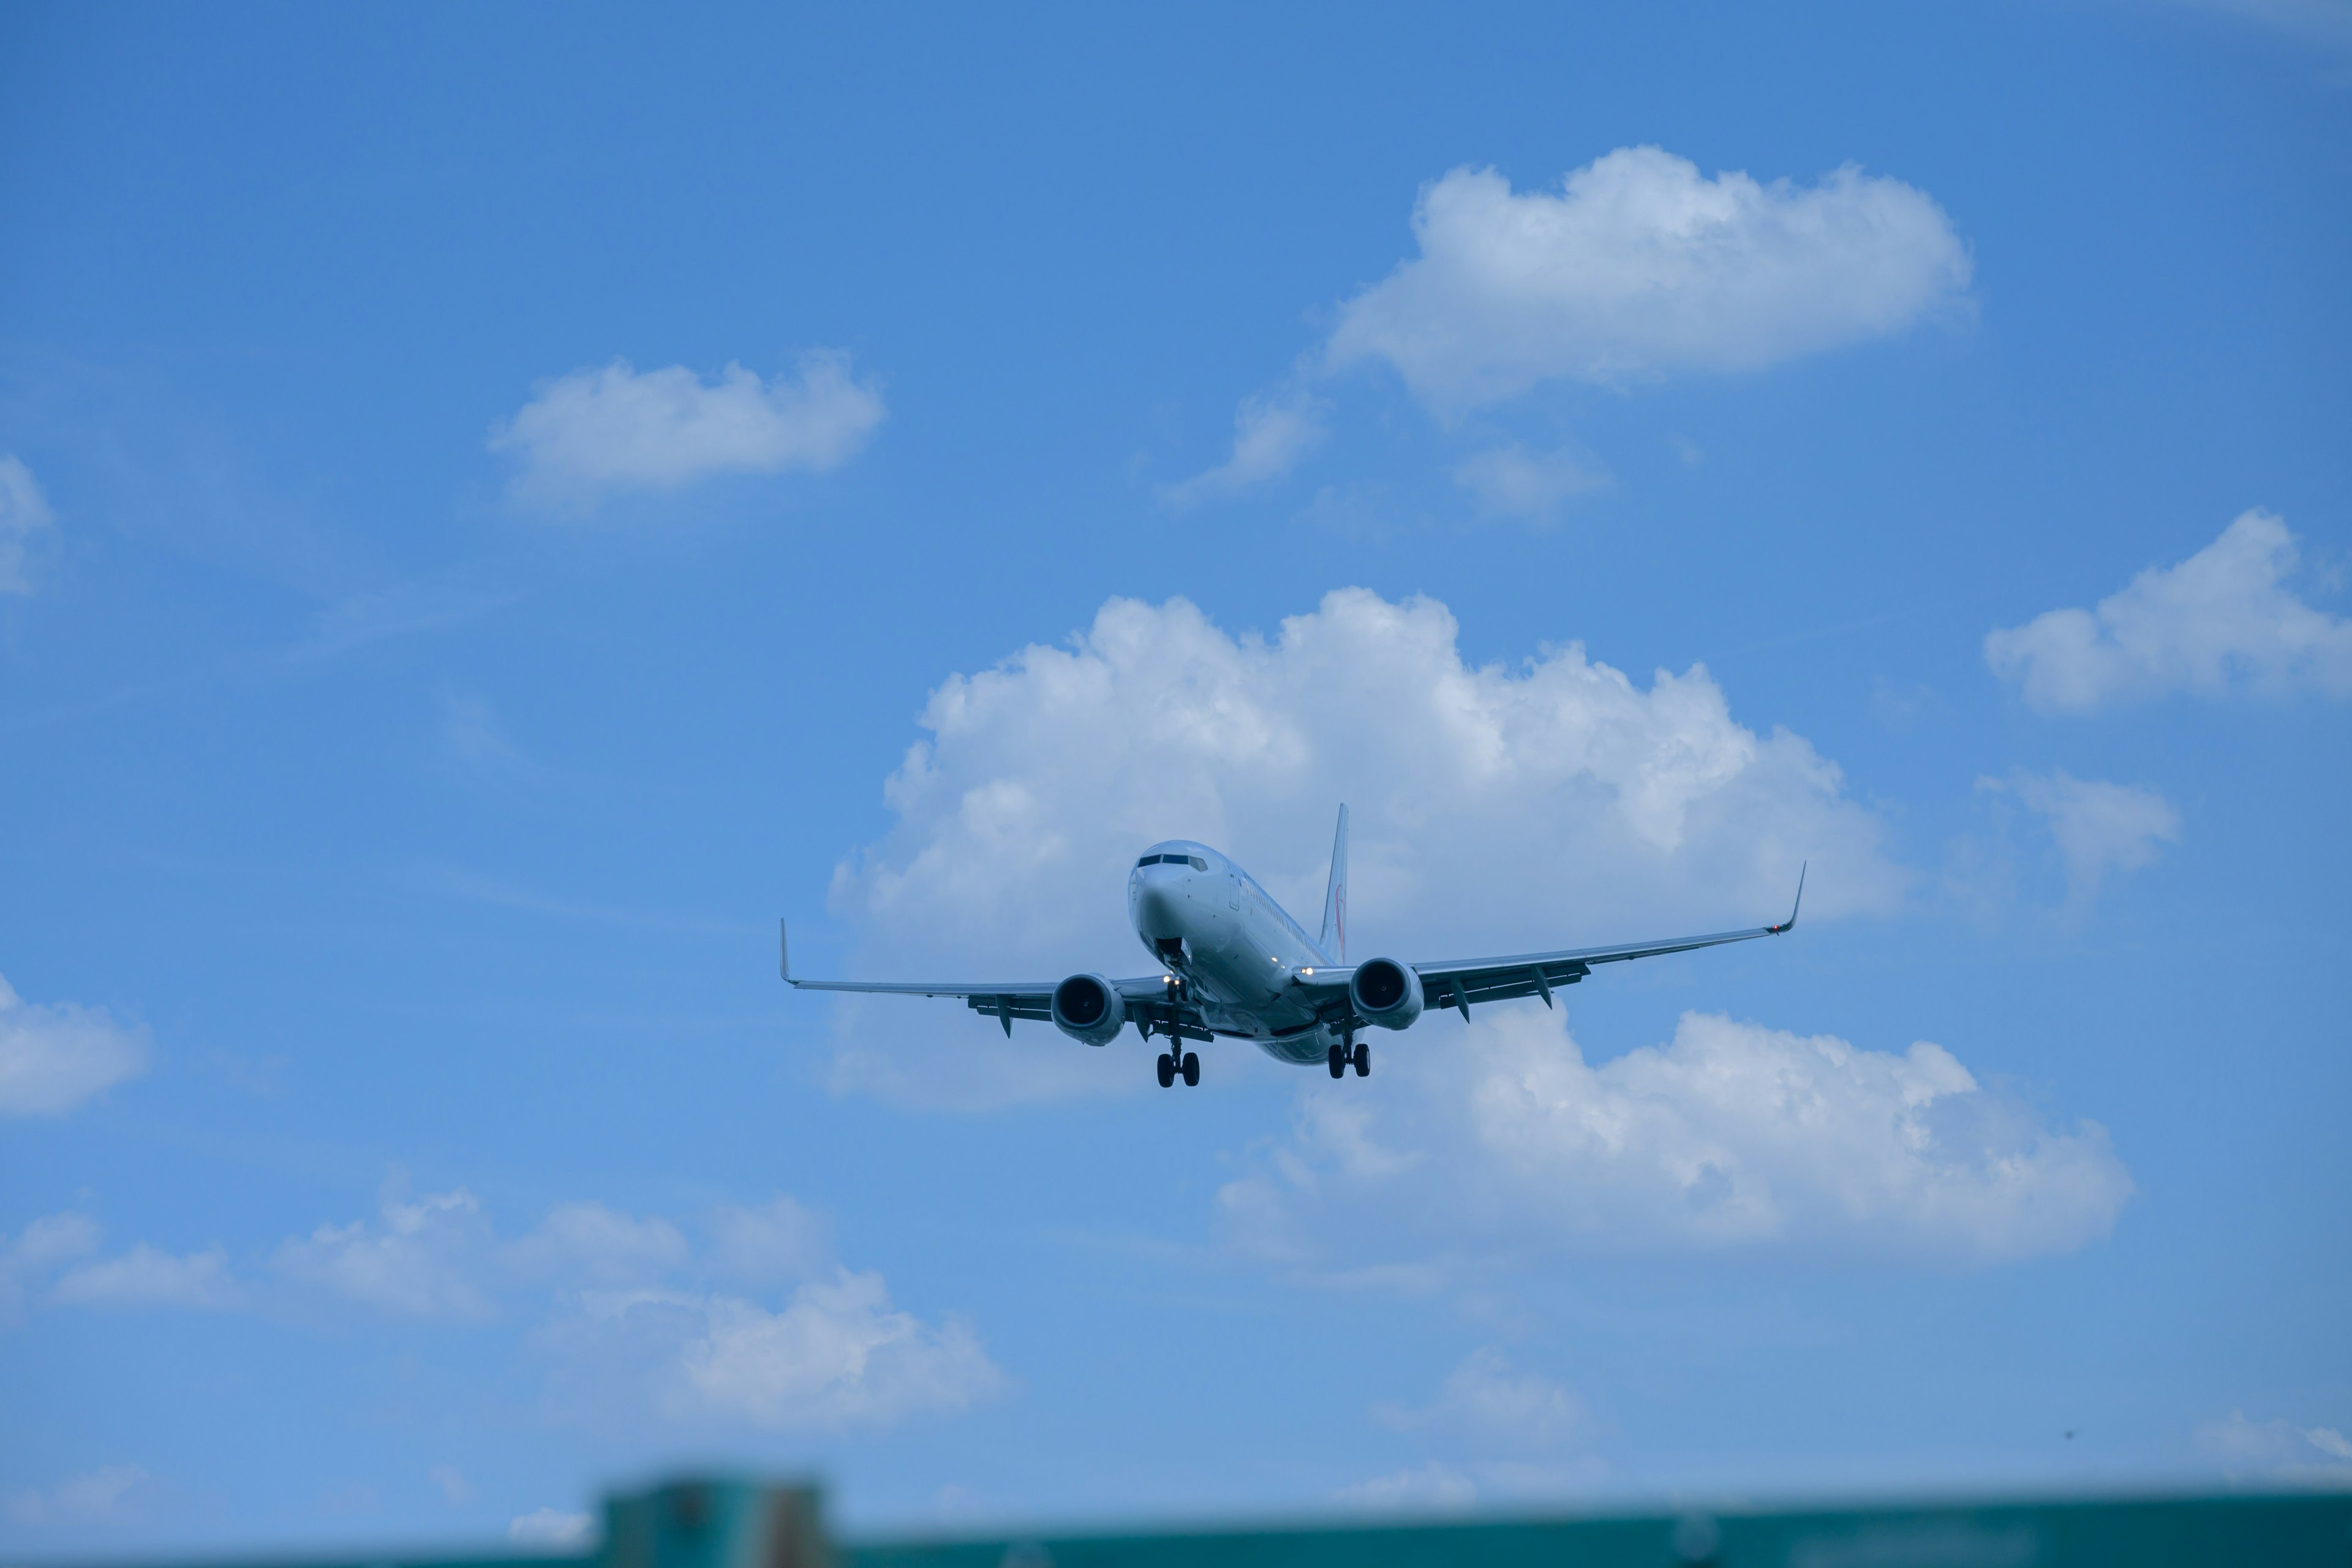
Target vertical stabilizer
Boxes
[1319,804,1349,963]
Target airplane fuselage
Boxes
[782,804,1799,1089]
[1128,840,1338,1064]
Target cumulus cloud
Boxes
[53,1245,243,1310]
[491,353,884,509]
[2197,1410,2352,1483]
[508,1507,596,1549]
[1218,1009,2131,1272]
[1452,443,1609,518]
[541,1270,1002,1434]
[274,1184,498,1317]
[822,589,1899,1109]
[676,1269,1003,1428]
[260,1182,998,1434]
[0,974,150,1117]
[0,454,57,595]
[1373,1348,1586,1451]
[1985,511,2352,712]
[1327,147,1970,415]
[1980,769,2180,910]
[1163,392,1330,505]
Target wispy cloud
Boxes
[0,454,58,595]
[1452,443,1610,518]
[1979,768,2181,912]
[1163,391,1329,506]
[492,354,885,511]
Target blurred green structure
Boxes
[163,1477,2352,1568]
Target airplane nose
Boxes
[1133,875,1183,938]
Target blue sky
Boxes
[4,0,2350,1551]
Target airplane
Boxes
[780,805,1803,1090]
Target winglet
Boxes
[1768,863,1806,934]
[779,918,793,983]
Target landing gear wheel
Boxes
[1181,1051,1200,1087]
[1327,1043,1346,1079]
[1352,1040,1370,1077]
[1156,1052,1175,1088]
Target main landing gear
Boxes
[1326,1038,1369,1079]
[1156,1049,1200,1088]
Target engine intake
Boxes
[1050,973,1127,1047]
[1348,957,1423,1030]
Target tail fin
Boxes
[1319,804,1349,962]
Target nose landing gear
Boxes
[1156,1050,1200,1088]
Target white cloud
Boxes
[822,588,1899,1109]
[274,1183,497,1317]
[1452,443,1609,518]
[1164,391,1329,505]
[0,454,58,595]
[259,1182,998,1436]
[0,974,150,1117]
[1219,1008,2132,1272]
[1980,769,2180,910]
[2,1212,102,1320]
[53,1245,243,1310]
[1373,1348,1586,1452]
[508,1202,689,1285]
[429,1465,475,1506]
[5,1466,157,1527]
[508,1507,596,1549]
[2196,1410,2352,1482]
[491,353,885,509]
[541,1269,1003,1434]
[1333,1462,1477,1510]
[674,1268,1004,1430]
[1327,147,1970,415]
[1985,510,2352,712]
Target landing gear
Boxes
[1329,1036,1370,1079]
[1156,1049,1200,1088]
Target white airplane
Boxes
[782,806,1803,1089]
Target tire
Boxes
[1353,1041,1370,1077]
[1181,1051,1200,1087]
[1156,1052,1175,1088]
[1327,1044,1345,1079]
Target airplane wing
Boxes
[1294,867,1804,1023]
[777,922,1199,1038]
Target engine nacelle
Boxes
[1050,973,1127,1047]
[1349,957,1424,1031]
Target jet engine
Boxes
[1348,957,1424,1030]
[1050,973,1127,1046]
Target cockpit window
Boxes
[1136,856,1156,868]
[1136,853,1208,870]
[1187,856,1207,870]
